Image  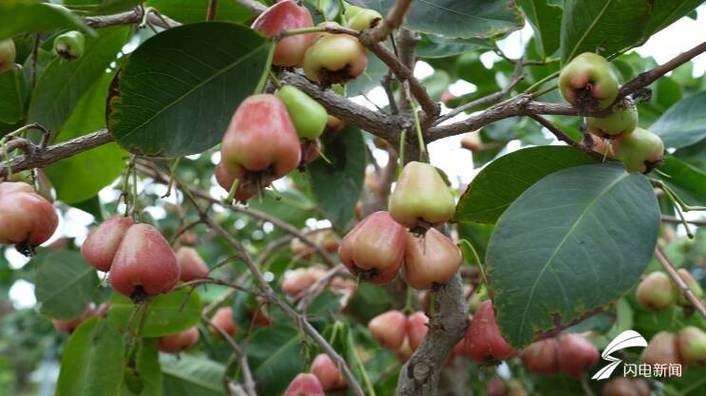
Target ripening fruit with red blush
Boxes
[464,300,515,362]
[210,307,238,338]
[176,247,209,282]
[303,33,367,86]
[642,331,682,365]
[214,162,257,203]
[677,326,706,364]
[635,271,677,311]
[0,181,34,195]
[407,311,429,351]
[559,52,619,111]
[0,38,16,73]
[389,161,455,231]
[251,0,315,67]
[521,338,560,375]
[81,216,133,272]
[109,224,180,299]
[602,377,650,396]
[557,333,599,377]
[486,377,507,396]
[220,94,301,189]
[52,304,95,333]
[311,353,346,391]
[338,211,406,284]
[403,228,461,290]
[281,267,326,297]
[368,310,407,350]
[284,373,325,396]
[676,268,704,306]
[613,127,664,173]
[586,98,638,138]
[158,327,200,353]
[0,182,58,253]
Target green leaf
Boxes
[646,0,705,37]
[34,250,99,320]
[560,0,650,63]
[486,163,661,347]
[417,34,492,59]
[161,354,225,396]
[356,0,523,39]
[57,318,126,396]
[45,73,127,204]
[657,156,706,206]
[122,339,163,396]
[248,325,305,395]
[517,0,562,58]
[652,91,706,149]
[308,126,366,231]
[0,67,26,124]
[28,26,130,132]
[145,0,253,23]
[63,0,144,15]
[108,22,272,157]
[455,146,597,224]
[0,0,94,40]
[108,288,202,337]
[346,282,391,322]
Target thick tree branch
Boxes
[83,8,180,28]
[363,0,413,43]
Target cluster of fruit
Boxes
[367,310,429,361]
[0,30,85,74]
[283,353,347,395]
[558,52,664,173]
[636,269,703,310]
[0,181,58,255]
[521,333,598,377]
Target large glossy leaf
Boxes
[57,318,126,396]
[455,146,597,224]
[355,0,523,39]
[108,23,272,157]
[28,26,130,132]
[652,91,706,149]
[161,355,225,396]
[46,73,127,204]
[34,250,99,320]
[560,0,650,62]
[308,126,366,231]
[658,156,706,206]
[145,0,253,23]
[0,67,26,124]
[108,288,202,337]
[517,0,562,58]
[486,164,661,347]
[0,0,94,40]
[122,339,163,396]
[646,0,705,37]
[247,325,305,396]
[416,34,491,59]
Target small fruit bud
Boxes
[521,338,560,375]
[389,161,455,231]
[368,310,407,350]
[676,268,704,306]
[210,307,238,338]
[81,216,133,272]
[677,326,706,364]
[403,228,461,290]
[407,311,429,351]
[635,271,677,310]
[587,98,638,137]
[158,327,200,353]
[642,331,682,365]
[251,0,316,67]
[53,31,85,61]
[0,38,16,73]
[311,353,346,391]
[613,127,664,173]
[464,300,515,362]
[276,85,328,140]
[557,333,599,377]
[559,52,619,111]
[303,33,367,86]
[176,247,209,282]
[338,211,406,284]
[284,373,325,396]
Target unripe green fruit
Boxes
[53,31,85,61]
[276,85,328,139]
[303,34,367,86]
[635,271,677,310]
[0,38,16,73]
[587,98,638,137]
[559,52,619,111]
[389,161,455,230]
[613,127,664,173]
[677,326,706,364]
[676,268,704,306]
[344,5,383,31]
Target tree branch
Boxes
[363,0,413,43]
[83,8,180,29]
[203,315,258,396]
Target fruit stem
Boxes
[268,70,282,89]
[397,128,406,173]
[346,329,377,396]
[125,300,151,363]
[652,179,694,238]
[403,287,414,314]
[524,70,560,94]
[533,84,558,99]
[407,87,428,162]
[224,177,240,204]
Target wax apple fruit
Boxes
[559,52,619,111]
[587,98,638,137]
[403,228,461,289]
[281,267,326,296]
[635,271,677,310]
[338,211,406,284]
[251,0,315,67]
[642,331,682,365]
[176,247,209,282]
[303,33,367,86]
[677,268,703,306]
[109,224,180,298]
[276,85,328,140]
[557,333,599,377]
[602,378,650,396]
[407,311,429,351]
[613,128,664,173]
[210,307,238,338]
[311,353,346,391]
[214,163,257,202]
[220,94,301,187]
[521,338,560,375]
[81,216,133,272]
[0,182,58,251]
[0,38,16,73]
[53,31,85,61]
[464,300,515,362]
[677,326,706,364]
[344,5,383,31]
[158,327,200,353]
[389,161,455,230]
[368,310,407,350]
[284,373,325,396]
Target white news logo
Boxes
[592,330,648,380]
